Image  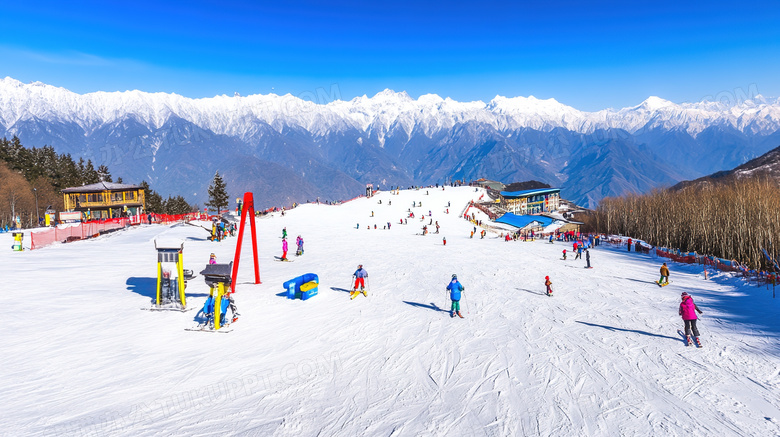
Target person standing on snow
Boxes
[296,235,304,256]
[545,276,553,296]
[562,249,567,260]
[575,245,583,260]
[585,249,591,268]
[281,237,288,261]
[352,264,369,298]
[659,263,670,285]
[679,292,704,346]
[447,274,465,318]
[282,227,288,239]
[209,253,217,265]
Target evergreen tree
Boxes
[116,176,123,184]
[83,160,100,184]
[205,171,229,214]
[97,164,112,182]
[164,195,193,215]
[139,180,164,213]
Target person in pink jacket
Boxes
[679,292,704,346]
[281,237,288,261]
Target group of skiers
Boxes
[211,219,235,242]
[279,227,305,261]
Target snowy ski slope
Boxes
[1,186,779,436]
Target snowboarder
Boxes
[659,263,670,285]
[679,292,704,347]
[562,249,567,260]
[585,249,591,268]
[447,274,465,318]
[296,235,304,256]
[281,237,288,261]
[351,264,368,298]
[545,276,552,296]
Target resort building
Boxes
[62,182,146,220]
[499,188,561,215]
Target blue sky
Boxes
[1,0,779,110]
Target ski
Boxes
[141,306,194,312]
[186,324,233,333]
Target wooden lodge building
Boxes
[62,182,146,220]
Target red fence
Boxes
[31,218,131,250]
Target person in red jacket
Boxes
[679,292,704,346]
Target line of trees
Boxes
[0,136,196,228]
[586,175,780,269]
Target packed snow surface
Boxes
[2,187,780,436]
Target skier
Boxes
[209,253,217,265]
[562,249,567,260]
[659,263,670,285]
[585,249,591,268]
[679,292,704,347]
[549,234,554,243]
[575,245,583,260]
[545,276,553,296]
[282,227,288,239]
[447,274,465,318]
[481,230,486,239]
[296,235,304,256]
[351,264,368,298]
[443,236,447,246]
[281,237,288,261]
[470,231,474,239]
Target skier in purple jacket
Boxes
[679,292,704,346]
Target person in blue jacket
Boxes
[447,274,465,318]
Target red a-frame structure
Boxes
[230,192,260,292]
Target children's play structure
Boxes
[11,232,23,251]
[153,241,195,310]
[283,273,319,300]
[199,262,235,330]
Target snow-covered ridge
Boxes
[1,76,779,138]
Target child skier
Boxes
[575,245,583,260]
[296,235,304,256]
[679,292,704,347]
[282,227,287,239]
[447,274,465,318]
[209,253,217,265]
[281,237,288,261]
[562,249,567,260]
[659,263,670,285]
[352,265,368,299]
[545,276,552,296]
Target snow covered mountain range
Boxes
[2,77,780,208]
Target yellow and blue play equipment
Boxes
[199,262,234,330]
[11,232,23,251]
[154,241,190,310]
[283,273,319,300]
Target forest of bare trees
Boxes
[586,176,780,270]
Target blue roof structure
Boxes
[495,213,556,229]
[499,188,560,198]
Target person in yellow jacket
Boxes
[659,263,670,285]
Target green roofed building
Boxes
[499,188,561,215]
